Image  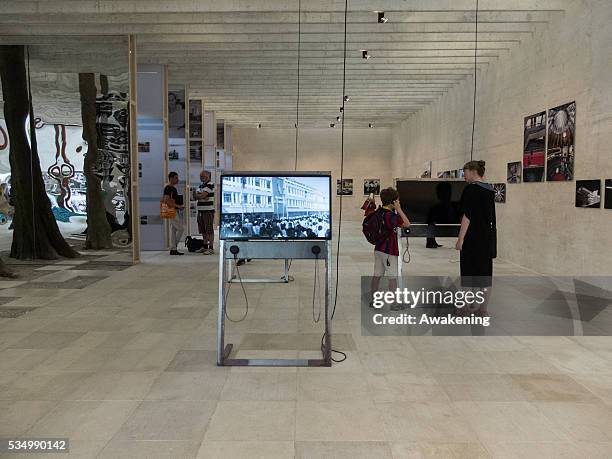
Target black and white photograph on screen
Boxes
[547,102,575,182]
[575,180,601,208]
[189,141,202,162]
[220,176,331,239]
[523,111,546,182]
[456,169,465,179]
[507,161,522,183]
[493,183,507,203]
[189,100,202,138]
[604,179,612,209]
[336,178,353,196]
[363,179,380,195]
[168,89,186,139]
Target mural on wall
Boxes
[363,179,380,196]
[575,180,601,208]
[95,90,130,227]
[0,87,130,231]
[36,119,87,222]
[493,183,507,203]
[523,111,546,183]
[507,161,522,184]
[336,178,353,196]
[546,102,575,182]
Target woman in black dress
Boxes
[456,160,496,288]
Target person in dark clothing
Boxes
[426,181,460,248]
[163,171,185,255]
[456,160,496,289]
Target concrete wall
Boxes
[391,0,612,275]
[232,127,393,222]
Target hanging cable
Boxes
[469,0,479,161]
[320,0,349,365]
[294,0,302,171]
[332,0,348,321]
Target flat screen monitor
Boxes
[219,173,332,240]
[395,179,468,224]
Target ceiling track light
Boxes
[369,123,374,128]
[361,49,371,60]
[344,95,350,102]
[339,107,344,113]
[377,11,388,23]
[330,123,335,128]
[336,116,342,122]
[257,123,262,128]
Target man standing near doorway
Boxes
[163,171,184,255]
[195,170,215,254]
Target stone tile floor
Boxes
[0,226,610,458]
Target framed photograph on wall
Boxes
[363,179,380,195]
[168,89,186,139]
[493,183,507,203]
[336,178,353,196]
[523,111,546,183]
[547,101,575,181]
[575,180,601,208]
[507,161,522,184]
[605,179,612,209]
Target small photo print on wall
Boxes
[575,180,601,208]
[493,183,507,203]
[547,101,576,181]
[605,179,612,209]
[189,141,203,162]
[336,178,353,196]
[168,89,186,139]
[168,144,184,161]
[420,161,432,178]
[363,179,380,195]
[507,161,522,184]
[138,142,150,153]
[523,111,546,182]
[189,100,202,138]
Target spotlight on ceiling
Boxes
[377,12,388,23]
[257,123,262,128]
[344,95,350,102]
[336,116,342,122]
[361,49,371,60]
[339,107,344,113]
[330,123,335,128]
[369,123,374,128]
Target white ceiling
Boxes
[0,0,569,128]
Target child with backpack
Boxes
[363,187,411,309]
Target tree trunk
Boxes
[0,45,79,260]
[79,73,113,249]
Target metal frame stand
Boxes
[227,258,290,283]
[217,239,332,367]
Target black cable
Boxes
[332,0,348,321]
[294,0,302,171]
[320,0,350,365]
[469,0,479,161]
[224,257,249,322]
[312,257,322,323]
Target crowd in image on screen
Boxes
[220,176,331,239]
